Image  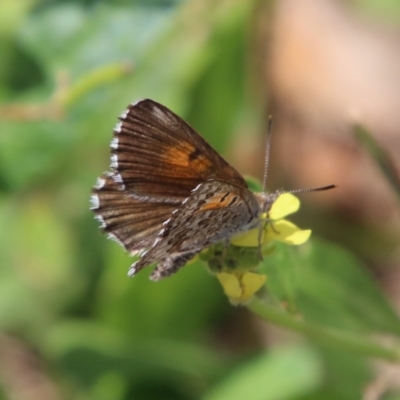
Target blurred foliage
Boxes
[352,0,400,24]
[1,0,400,399]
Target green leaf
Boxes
[298,239,400,335]
[260,241,299,313]
[95,249,227,340]
[20,4,172,75]
[203,345,323,400]
[0,194,82,336]
[264,238,400,335]
[44,320,227,398]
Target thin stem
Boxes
[60,62,133,107]
[248,296,400,363]
[353,124,400,198]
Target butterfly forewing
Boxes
[112,100,247,193]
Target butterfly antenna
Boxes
[287,184,337,195]
[262,115,273,194]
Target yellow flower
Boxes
[216,271,267,304]
[231,193,311,247]
[213,193,311,304]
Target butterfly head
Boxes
[254,191,281,217]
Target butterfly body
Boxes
[91,99,276,280]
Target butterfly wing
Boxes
[91,173,180,252]
[91,99,248,255]
[129,180,261,280]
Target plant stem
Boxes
[353,124,400,197]
[61,62,132,107]
[248,296,400,362]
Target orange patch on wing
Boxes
[190,154,211,173]
[164,143,195,167]
[199,192,236,211]
[164,144,212,175]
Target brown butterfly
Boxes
[90,99,335,281]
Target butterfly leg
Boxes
[269,220,279,234]
[222,238,230,260]
[257,220,267,261]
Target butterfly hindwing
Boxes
[91,173,180,253]
[128,180,260,280]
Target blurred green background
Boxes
[1,0,400,399]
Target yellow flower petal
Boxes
[230,227,261,247]
[266,219,311,245]
[216,272,267,303]
[240,272,267,301]
[216,272,242,298]
[269,193,300,220]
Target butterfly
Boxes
[90,99,335,281]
